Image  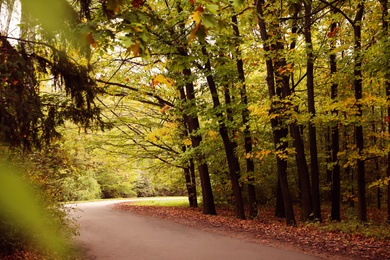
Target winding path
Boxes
[68,198,320,260]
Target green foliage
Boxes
[97,170,136,198]
[0,37,43,149]
[0,156,76,258]
[135,174,154,197]
[20,0,79,37]
[60,0,390,223]
[62,174,102,201]
[22,143,103,202]
[2,0,390,229]
[0,34,105,150]
[318,218,390,240]
[137,164,187,197]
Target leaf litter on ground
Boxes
[114,203,390,260]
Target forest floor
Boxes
[115,203,390,260]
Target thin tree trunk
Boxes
[370,106,381,210]
[353,4,366,222]
[201,44,246,220]
[182,134,197,208]
[183,166,195,207]
[325,127,333,202]
[189,159,198,208]
[232,14,258,219]
[304,0,321,222]
[329,20,341,222]
[3,0,16,36]
[379,0,390,224]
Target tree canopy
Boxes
[2,0,390,231]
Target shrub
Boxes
[97,171,136,198]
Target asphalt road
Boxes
[68,198,321,260]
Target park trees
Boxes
[2,0,390,228]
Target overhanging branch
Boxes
[96,79,175,108]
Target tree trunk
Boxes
[275,176,286,218]
[304,0,321,222]
[182,139,197,208]
[329,20,341,222]
[232,14,258,219]
[189,159,198,208]
[2,0,16,36]
[379,0,390,224]
[201,45,246,220]
[274,123,296,226]
[284,9,312,222]
[179,69,216,215]
[255,0,296,225]
[271,18,313,223]
[353,4,366,222]
[288,119,313,222]
[183,166,195,207]
[274,55,313,222]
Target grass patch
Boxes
[131,197,189,207]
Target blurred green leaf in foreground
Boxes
[0,160,69,258]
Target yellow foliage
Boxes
[165,122,178,129]
[254,149,272,160]
[207,130,218,140]
[152,74,175,87]
[190,10,202,24]
[183,138,192,146]
[189,7,204,25]
[274,150,289,160]
[145,132,158,143]
[369,177,390,189]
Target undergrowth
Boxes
[134,199,390,241]
[316,218,390,240]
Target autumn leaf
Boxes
[85,33,97,48]
[115,203,390,260]
[106,0,124,13]
[327,27,339,37]
[190,11,202,24]
[152,74,175,87]
[160,105,171,114]
[164,78,174,87]
[131,0,144,8]
[189,23,208,43]
[188,27,197,42]
[128,42,140,56]
[189,6,204,25]
[183,138,192,146]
